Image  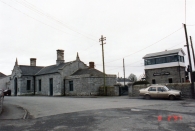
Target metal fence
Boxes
[0,91,3,114]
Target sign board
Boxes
[153,72,170,76]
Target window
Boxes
[168,78,172,83]
[39,79,41,91]
[155,58,161,64]
[148,87,156,91]
[144,55,183,65]
[152,79,156,84]
[160,57,166,63]
[27,80,31,90]
[173,55,178,62]
[69,81,73,91]
[158,87,165,91]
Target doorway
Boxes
[49,78,53,96]
[14,78,17,96]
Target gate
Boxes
[119,85,128,96]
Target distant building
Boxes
[116,77,132,86]
[3,49,116,96]
[0,72,10,90]
[0,72,6,78]
[143,48,186,84]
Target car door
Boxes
[148,87,157,98]
[157,87,168,98]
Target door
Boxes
[148,87,157,98]
[157,87,168,98]
[14,78,17,96]
[49,78,53,96]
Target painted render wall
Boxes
[36,73,61,96]
[65,74,117,96]
[0,76,10,89]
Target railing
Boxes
[0,91,3,114]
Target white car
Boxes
[139,85,182,100]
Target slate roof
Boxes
[36,62,71,75]
[0,72,6,78]
[71,68,105,77]
[143,48,185,59]
[19,65,44,76]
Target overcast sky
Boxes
[0,0,195,79]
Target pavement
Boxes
[0,102,27,120]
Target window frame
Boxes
[69,81,73,91]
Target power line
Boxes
[105,27,183,64]
[14,0,98,42]
[167,41,185,49]
[0,0,71,35]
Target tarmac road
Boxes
[0,96,195,131]
[0,96,179,118]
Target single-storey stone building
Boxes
[7,49,116,96]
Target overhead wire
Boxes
[104,27,183,64]
[14,0,98,42]
[0,0,98,58]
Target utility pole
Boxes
[99,35,106,95]
[123,58,125,87]
[190,36,195,69]
[183,24,195,99]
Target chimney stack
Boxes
[30,58,36,66]
[89,62,94,68]
[56,49,64,65]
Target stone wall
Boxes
[19,76,35,95]
[129,83,194,98]
[65,75,117,96]
[145,66,185,84]
[0,92,3,114]
[36,73,62,96]
[99,86,119,96]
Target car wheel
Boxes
[145,95,150,100]
[169,95,175,100]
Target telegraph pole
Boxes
[190,36,195,69]
[183,24,195,99]
[123,58,125,86]
[99,35,106,95]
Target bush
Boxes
[133,81,150,85]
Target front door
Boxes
[14,78,17,96]
[49,78,53,96]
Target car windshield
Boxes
[163,86,170,91]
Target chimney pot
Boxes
[56,49,64,65]
[89,62,94,68]
[30,58,36,66]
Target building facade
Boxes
[143,48,186,84]
[4,49,116,96]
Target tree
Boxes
[128,73,137,82]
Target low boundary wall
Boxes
[129,83,194,99]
